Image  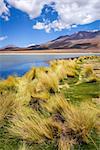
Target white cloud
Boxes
[33,20,71,33]
[1,0,100,31]
[0,36,8,41]
[33,22,51,33]
[33,0,100,32]
[0,0,9,20]
[6,0,52,19]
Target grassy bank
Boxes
[0,56,100,150]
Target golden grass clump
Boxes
[77,64,97,84]
[64,60,79,77]
[35,67,51,79]
[15,77,31,105]
[59,83,69,90]
[37,72,59,93]
[76,56,99,64]
[9,107,53,142]
[29,73,59,94]
[45,95,100,149]
[0,94,19,127]
[58,137,75,150]
[24,67,36,81]
[31,92,50,101]
[29,91,50,112]
[54,64,68,81]
[62,102,99,143]
[51,59,78,80]
[25,66,60,94]
[43,95,68,113]
[49,59,58,67]
[50,60,68,81]
[18,143,28,150]
[0,76,18,93]
[1,94,99,150]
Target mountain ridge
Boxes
[0,30,100,51]
[27,30,100,50]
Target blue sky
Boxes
[0,0,100,48]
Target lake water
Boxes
[0,53,99,79]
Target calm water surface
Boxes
[0,53,99,78]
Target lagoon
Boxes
[0,53,99,78]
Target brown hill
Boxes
[28,31,100,50]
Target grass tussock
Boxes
[77,64,98,84]
[38,72,59,93]
[51,59,79,79]
[0,94,19,127]
[28,71,60,95]
[64,59,79,77]
[8,95,100,150]
[24,67,36,81]
[47,96,100,149]
[9,107,53,142]
[0,76,18,94]
[53,64,68,81]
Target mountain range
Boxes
[0,30,100,52]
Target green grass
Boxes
[0,126,21,150]
[74,130,100,150]
[63,78,100,104]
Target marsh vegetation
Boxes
[0,56,100,150]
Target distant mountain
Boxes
[27,30,100,50]
[52,30,100,41]
[0,45,20,51]
[0,31,100,51]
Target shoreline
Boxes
[0,49,100,54]
[0,52,100,55]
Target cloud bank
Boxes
[0,0,100,32]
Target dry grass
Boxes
[51,59,78,81]
[62,102,99,143]
[24,67,36,81]
[45,95,100,149]
[0,76,18,94]
[39,72,59,93]
[77,64,98,84]
[18,143,28,150]
[9,107,53,142]
[0,56,100,150]
[52,64,67,81]
[0,94,19,127]
[63,59,79,77]
[5,93,99,149]
[58,137,75,150]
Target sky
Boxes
[0,0,100,48]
